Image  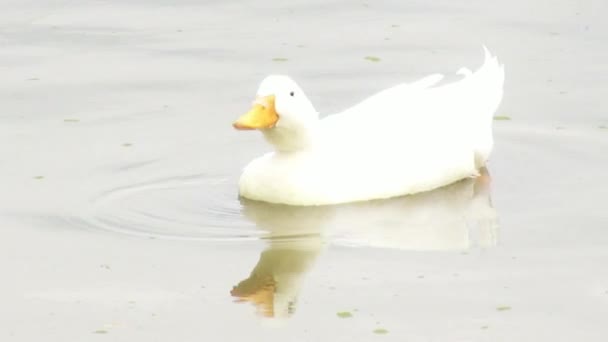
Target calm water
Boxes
[1,1,607,341]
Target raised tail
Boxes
[461,46,505,166]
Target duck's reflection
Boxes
[231,169,498,317]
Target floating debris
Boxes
[336,311,353,318]
[496,305,512,311]
[493,115,511,121]
[272,57,288,62]
[364,56,381,62]
[373,328,389,334]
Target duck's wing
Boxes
[320,73,444,127]
[321,47,505,164]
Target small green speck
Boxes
[599,125,607,130]
[272,57,288,62]
[373,328,389,335]
[93,330,108,334]
[391,24,399,28]
[496,305,511,311]
[481,325,489,330]
[364,56,381,62]
[337,311,353,318]
[122,143,132,147]
[64,118,80,123]
[493,115,511,121]
[33,176,44,180]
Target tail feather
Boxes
[469,46,505,166]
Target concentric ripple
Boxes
[86,174,261,241]
[84,168,503,250]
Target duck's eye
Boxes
[290,91,295,97]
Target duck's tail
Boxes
[477,46,505,118]
[459,46,505,167]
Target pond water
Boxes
[1,1,607,341]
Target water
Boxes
[1,1,607,341]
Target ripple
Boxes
[86,174,260,241]
[85,168,500,250]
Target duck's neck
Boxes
[262,122,319,153]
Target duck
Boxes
[233,47,504,206]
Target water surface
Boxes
[1,1,607,341]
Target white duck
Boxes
[233,47,504,206]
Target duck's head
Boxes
[233,75,318,151]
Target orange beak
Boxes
[233,95,279,130]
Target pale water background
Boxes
[1,1,607,341]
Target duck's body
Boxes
[234,47,504,206]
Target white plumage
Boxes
[235,47,504,206]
